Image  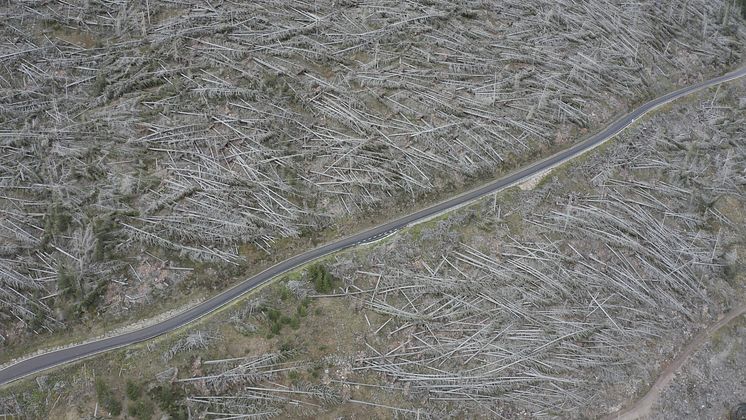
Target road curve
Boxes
[1,67,745,387]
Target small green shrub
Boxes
[289,316,300,330]
[95,378,122,416]
[128,399,155,420]
[126,380,142,400]
[46,202,71,234]
[308,365,322,379]
[279,285,291,301]
[80,281,107,313]
[266,308,281,322]
[29,305,45,331]
[308,264,335,293]
[57,267,76,297]
[92,213,119,261]
[149,385,187,420]
[287,370,300,383]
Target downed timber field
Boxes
[1,0,746,366]
[1,60,744,418]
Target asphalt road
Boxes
[1,67,744,387]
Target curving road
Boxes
[1,67,744,387]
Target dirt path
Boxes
[603,303,746,420]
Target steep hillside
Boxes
[2,67,743,420]
[1,0,744,348]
